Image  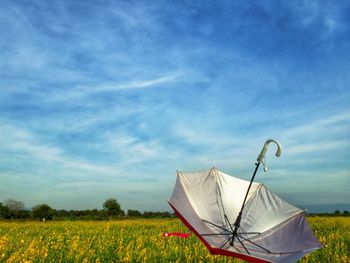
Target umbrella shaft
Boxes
[230,162,261,245]
[241,162,260,214]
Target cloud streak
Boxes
[1,0,350,211]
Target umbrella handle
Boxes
[257,139,282,172]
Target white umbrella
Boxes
[168,139,321,263]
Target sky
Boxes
[0,0,349,212]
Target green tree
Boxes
[32,204,54,220]
[103,198,122,216]
[4,198,25,218]
[0,202,10,219]
[334,210,341,215]
[127,209,141,217]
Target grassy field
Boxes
[0,216,349,262]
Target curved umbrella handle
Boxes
[257,139,282,172]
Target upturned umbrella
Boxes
[168,139,321,263]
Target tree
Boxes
[119,210,125,217]
[103,198,122,216]
[143,211,172,218]
[4,198,25,218]
[0,202,10,219]
[127,209,142,217]
[32,204,54,220]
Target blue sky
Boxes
[1,0,349,211]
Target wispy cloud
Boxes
[287,141,349,155]
[1,0,350,211]
[0,123,120,176]
[78,73,183,93]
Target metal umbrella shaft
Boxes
[230,161,261,246]
[230,139,282,247]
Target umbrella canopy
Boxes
[168,168,321,263]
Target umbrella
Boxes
[168,139,321,263]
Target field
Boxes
[0,217,349,262]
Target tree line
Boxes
[0,198,173,220]
[307,210,350,217]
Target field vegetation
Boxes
[0,216,349,262]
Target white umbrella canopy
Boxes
[168,140,321,263]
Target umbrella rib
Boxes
[238,232,260,235]
[201,233,231,236]
[224,214,234,233]
[202,219,231,233]
[220,236,232,249]
[215,171,233,230]
[236,234,309,255]
[237,234,271,253]
[235,235,250,255]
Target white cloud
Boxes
[287,140,349,155]
[109,133,157,159]
[0,122,120,177]
[91,73,183,92]
[1,0,350,211]
[280,112,350,155]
